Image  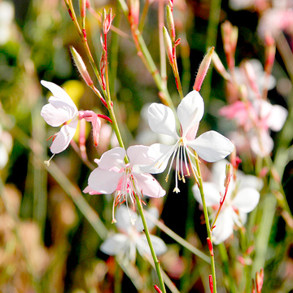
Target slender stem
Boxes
[117,0,175,110]
[191,156,217,292]
[139,0,150,32]
[135,194,167,293]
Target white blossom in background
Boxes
[0,1,14,45]
[100,206,167,262]
[144,90,234,192]
[86,146,166,222]
[193,160,262,244]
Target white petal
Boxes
[212,208,234,244]
[147,103,178,138]
[237,172,263,191]
[50,119,78,154]
[41,80,77,110]
[192,183,221,207]
[177,90,204,137]
[0,144,8,169]
[142,143,176,174]
[232,188,260,213]
[115,206,138,232]
[250,131,273,157]
[134,173,166,198]
[127,145,156,171]
[97,147,126,170]
[189,131,234,162]
[267,104,288,132]
[88,168,122,194]
[137,235,167,257]
[100,234,128,255]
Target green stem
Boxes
[139,0,150,32]
[193,157,217,292]
[135,195,167,293]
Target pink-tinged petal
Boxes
[50,119,78,154]
[142,143,176,174]
[250,131,273,157]
[81,111,102,146]
[177,90,204,137]
[212,208,234,244]
[193,183,221,207]
[115,206,138,232]
[137,235,167,257]
[41,80,77,111]
[232,188,260,213]
[88,168,122,194]
[267,104,288,132]
[41,97,77,127]
[100,234,128,255]
[147,103,178,138]
[134,173,166,198]
[83,185,101,195]
[127,145,155,169]
[97,147,126,170]
[188,131,234,162]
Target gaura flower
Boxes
[144,90,235,192]
[41,80,105,161]
[220,99,287,156]
[87,145,166,222]
[193,160,262,244]
[100,206,167,262]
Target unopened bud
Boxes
[154,285,163,293]
[128,0,139,27]
[242,61,260,97]
[80,0,86,18]
[209,275,214,293]
[166,5,175,42]
[224,163,232,188]
[230,26,238,53]
[207,237,214,256]
[163,26,174,64]
[264,33,276,75]
[103,8,114,35]
[193,47,214,91]
[212,51,231,80]
[256,269,264,293]
[70,47,93,86]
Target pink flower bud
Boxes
[128,0,139,27]
[256,269,264,293]
[193,47,214,91]
[154,285,163,293]
[212,51,231,80]
[207,237,214,256]
[264,33,276,75]
[103,8,114,35]
[70,47,93,86]
[209,275,214,293]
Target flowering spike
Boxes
[193,47,214,92]
[70,47,93,86]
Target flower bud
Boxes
[128,0,139,27]
[163,26,174,64]
[103,8,114,35]
[212,51,231,80]
[70,47,93,86]
[264,33,276,75]
[256,269,264,293]
[193,47,214,91]
[166,4,175,42]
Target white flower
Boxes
[87,146,166,222]
[41,80,102,159]
[144,90,234,192]
[0,1,14,45]
[100,206,167,262]
[193,160,262,244]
